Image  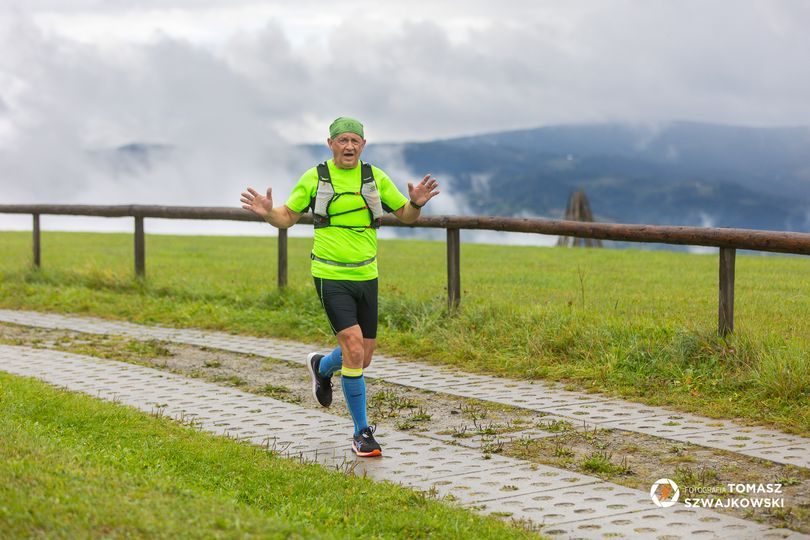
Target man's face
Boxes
[328,132,365,169]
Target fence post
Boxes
[278,228,288,289]
[134,216,145,277]
[447,228,461,310]
[33,213,41,268]
[718,247,736,336]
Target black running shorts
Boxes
[313,277,379,338]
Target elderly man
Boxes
[241,117,439,457]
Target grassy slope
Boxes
[1,231,809,434]
[0,372,537,539]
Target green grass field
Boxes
[1,230,809,436]
[0,371,537,539]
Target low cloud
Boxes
[0,14,312,234]
[3,2,810,239]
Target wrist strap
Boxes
[409,200,424,209]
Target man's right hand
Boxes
[241,187,273,221]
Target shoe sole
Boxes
[352,442,382,458]
[306,352,330,408]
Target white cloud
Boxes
[3,0,810,237]
[5,1,810,142]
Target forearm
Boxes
[264,205,299,229]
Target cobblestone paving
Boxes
[1,309,808,470]
[1,343,806,540]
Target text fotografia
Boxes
[683,484,784,509]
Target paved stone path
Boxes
[1,309,808,539]
[1,309,808,469]
[1,344,805,540]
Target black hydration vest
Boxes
[311,161,384,231]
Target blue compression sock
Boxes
[319,346,342,377]
[341,368,368,436]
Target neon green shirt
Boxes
[285,159,408,280]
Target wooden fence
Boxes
[2,204,810,336]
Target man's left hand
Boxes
[407,174,441,207]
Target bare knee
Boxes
[338,327,365,368]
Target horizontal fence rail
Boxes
[2,204,810,336]
[3,204,810,255]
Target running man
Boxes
[240,117,439,457]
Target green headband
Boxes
[329,117,364,139]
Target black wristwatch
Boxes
[409,200,424,209]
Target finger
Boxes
[240,192,253,200]
[266,187,273,198]
[240,197,252,205]
[421,174,431,184]
[247,187,259,197]
[407,182,414,192]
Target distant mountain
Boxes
[355,122,810,232]
[105,122,810,234]
[89,143,174,176]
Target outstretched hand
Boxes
[407,174,440,207]
[241,187,273,220]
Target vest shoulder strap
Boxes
[361,162,373,184]
[360,162,384,227]
[312,162,333,227]
[316,162,331,183]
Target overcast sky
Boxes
[2,0,809,236]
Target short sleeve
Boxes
[285,168,318,214]
[373,166,408,213]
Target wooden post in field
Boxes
[134,216,145,277]
[278,228,288,289]
[33,213,41,268]
[719,247,736,336]
[557,190,603,248]
[447,228,461,310]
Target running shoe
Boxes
[306,352,333,407]
[352,425,382,457]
